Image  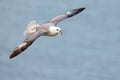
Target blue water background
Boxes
[0,0,120,80]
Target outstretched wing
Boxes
[50,7,85,25]
[9,31,47,59]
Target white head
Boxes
[48,26,62,36]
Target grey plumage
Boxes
[9,7,85,59]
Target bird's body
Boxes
[9,7,85,59]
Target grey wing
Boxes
[9,31,47,59]
[50,7,85,25]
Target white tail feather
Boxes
[24,20,39,36]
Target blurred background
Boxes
[0,0,120,80]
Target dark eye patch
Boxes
[56,29,59,31]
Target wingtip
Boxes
[9,55,14,59]
[82,7,86,10]
[9,50,22,59]
[81,7,86,9]
[78,7,86,12]
[9,55,13,59]
[9,51,18,59]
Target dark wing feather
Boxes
[50,7,85,25]
[9,31,46,59]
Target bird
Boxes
[9,7,85,59]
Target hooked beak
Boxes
[59,30,63,35]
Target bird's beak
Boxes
[59,31,63,35]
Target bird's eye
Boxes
[56,29,59,31]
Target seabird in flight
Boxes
[9,7,85,59]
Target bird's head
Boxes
[48,26,62,36]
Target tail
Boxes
[24,20,39,36]
[9,41,33,59]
